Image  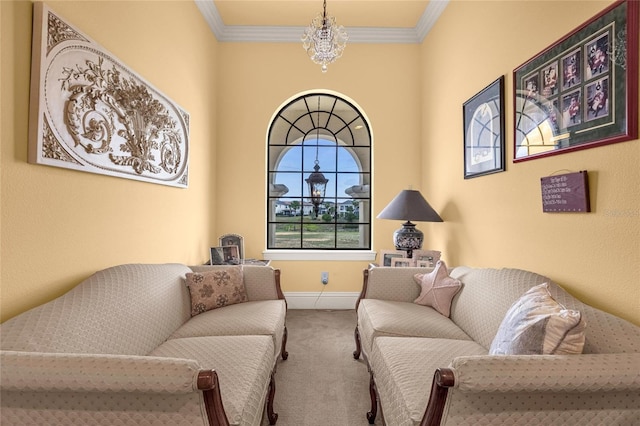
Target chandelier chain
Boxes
[315,97,320,165]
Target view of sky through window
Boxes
[274,138,360,199]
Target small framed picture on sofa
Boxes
[219,233,244,260]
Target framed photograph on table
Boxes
[210,247,225,265]
[513,0,638,162]
[221,245,240,264]
[463,76,506,179]
[379,250,406,267]
[391,258,414,268]
[210,245,240,265]
[416,260,434,268]
[219,234,244,260]
[412,250,442,267]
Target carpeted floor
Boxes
[262,309,383,426]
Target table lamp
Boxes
[377,189,443,258]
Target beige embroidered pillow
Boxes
[185,267,248,316]
[413,260,462,317]
[489,282,586,355]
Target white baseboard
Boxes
[283,291,360,310]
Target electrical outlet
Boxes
[321,271,329,285]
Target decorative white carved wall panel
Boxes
[28,3,190,188]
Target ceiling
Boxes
[196,0,449,43]
[214,1,429,28]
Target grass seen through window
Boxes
[274,215,360,248]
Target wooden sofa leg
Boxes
[366,370,377,424]
[353,326,362,360]
[266,372,279,425]
[281,325,289,360]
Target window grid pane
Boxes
[267,93,371,250]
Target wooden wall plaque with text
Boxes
[540,171,590,213]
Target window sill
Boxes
[263,250,376,261]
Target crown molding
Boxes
[194,0,449,44]
[416,0,449,42]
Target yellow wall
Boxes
[422,0,639,325]
[1,0,218,321]
[215,42,423,293]
[215,2,639,326]
[2,0,638,326]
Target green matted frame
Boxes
[513,0,638,162]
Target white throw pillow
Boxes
[489,282,586,355]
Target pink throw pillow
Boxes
[413,260,462,317]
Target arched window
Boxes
[267,92,371,252]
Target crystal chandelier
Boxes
[301,0,348,73]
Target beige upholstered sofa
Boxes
[1,263,288,426]
[353,265,640,426]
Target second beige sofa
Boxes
[1,263,288,426]
[354,265,640,426]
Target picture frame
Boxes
[463,76,505,179]
[379,250,406,267]
[210,247,224,265]
[412,250,442,267]
[210,245,240,265]
[416,260,434,268]
[219,234,244,260]
[391,258,415,268]
[513,0,638,162]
